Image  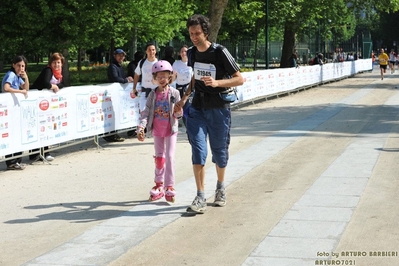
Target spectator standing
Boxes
[103,48,133,142]
[137,60,183,203]
[288,53,298,68]
[388,49,396,74]
[107,48,133,84]
[1,55,29,170]
[371,50,375,71]
[30,52,66,161]
[378,48,389,80]
[133,43,158,113]
[175,14,244,213]
[310,53,323,65]
[172,45,193,127]
[316,53,324,65]
[162,46,175,66]
[127,51,144,78]
[242,51,247,66]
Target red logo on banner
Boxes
[39,100,49,111]
[2,133,9,138]
[90,94,98,104]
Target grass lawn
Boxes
[1,60,255,88]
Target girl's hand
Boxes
[174,106,183,118]
[137,128,145,142]
[19,71,27,79]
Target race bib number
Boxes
[194,62,216,80]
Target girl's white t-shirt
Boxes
[172,60,193,85]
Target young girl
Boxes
[1,55,29,170]
[137,60,183,202]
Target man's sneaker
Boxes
[7,163,26,170]
[214,189,226,207]
[188,196,207,213]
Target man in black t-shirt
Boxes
[175,14,244,213]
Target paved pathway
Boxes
[1,68,399,266]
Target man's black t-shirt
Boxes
[188,43,240,108]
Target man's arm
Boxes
[132,73,140,93]
[174,75,195,112]
[200,70,244,88]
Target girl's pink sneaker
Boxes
[149,183,164,201]
[165,186,176,203]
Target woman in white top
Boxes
[172,45,193,127]
[133,43,158,112]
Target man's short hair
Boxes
[186,14,211,36]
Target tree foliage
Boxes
[1,0,399,70]
[0,0,193,62]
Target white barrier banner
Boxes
[1,83,139,156]
[0,59,371,156]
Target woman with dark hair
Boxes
[127,51,145,78]
[30,52,66,161]
[1,55,29,170]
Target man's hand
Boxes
[201,76,218,87]
[174,99,186,113]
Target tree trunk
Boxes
[109,38,115,63]
[207,0,229,42]
[253,19,260,69]
[77,47,82,71]
[280,21,297,68]
[62,49,71,87]
[130,27,138,61]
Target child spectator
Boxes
[1,55,29,170]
